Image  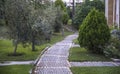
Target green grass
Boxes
[0,39,46,61]
[0,31,73,61]
[71,67,120,74]
[0,65,32,74]
[69,47,111,62]
[73,38,79,44]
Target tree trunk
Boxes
[13,40,18,55]
[32,33,36,51]
[32,39,35,51]
[61,28,64,37]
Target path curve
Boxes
[34,34,78,74]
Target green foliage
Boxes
[62,12,69,25]
[66,6,72,19]
[55,0,66,11]
[71,67,120,74]
[73,0,105,29]
[53,7,62,32]
[0,39,45,61]
[4,0,57,53]
[0,19,5,26]
[0,31,72,61]
[67,19,72,25]
[28,2,57,51]
[0,65,32,74]
[78,8,110,54]
[54,0,69,25]
[4,0,33,54]
[69,47,111,62]
[0,0,5,19]
[73,38,79,44]
[104,37,120,58]
[73,6,91,29]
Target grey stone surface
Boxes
[70,62,120,67]
[0,61,34,66]
[72,44,80,47]
[34,34,78,74]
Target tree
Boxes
[5,0,32,55]
[0,0,4,18]
[73,0,105,29]
[66,6,72,19]
[4,0,57,54]
[53,7,62,32]
[28,0,56,51]
[55,0,69,25]
[0,0,5,26]
[55,0,66,11]
[62,12,69,25]
[78,8,110,54]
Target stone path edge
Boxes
[70,62,120,67]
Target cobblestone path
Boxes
[34,34,78,74]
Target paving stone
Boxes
[70,62,120,67]
[35,67,72,74]
[34,34,78,74]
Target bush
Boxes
[111,29,120,40]
[104,37,120,58]
[78,8,110,54]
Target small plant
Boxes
[104,37,120,58]
[78,8,110,54]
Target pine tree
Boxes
[78,8,110,54]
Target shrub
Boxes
[78,8,110,54]
[104,37,120,58]
[111,29,120,40]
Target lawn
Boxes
[0,65,32,74]
[0,31,73,61]
[73,38,79,44]
[71,67,120,74]
[0,39,46,61]
[69,47,112,62]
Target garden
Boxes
[0,0,120,74]
[69,0,120,74]
[0,0,72,73]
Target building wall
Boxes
[116,0,119,27]
[105,0,108,22]
[105,0,120,28]
[118,1,120,28]
[108,0,114,26]
[105,0,114,26]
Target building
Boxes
[105,0,120,28]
